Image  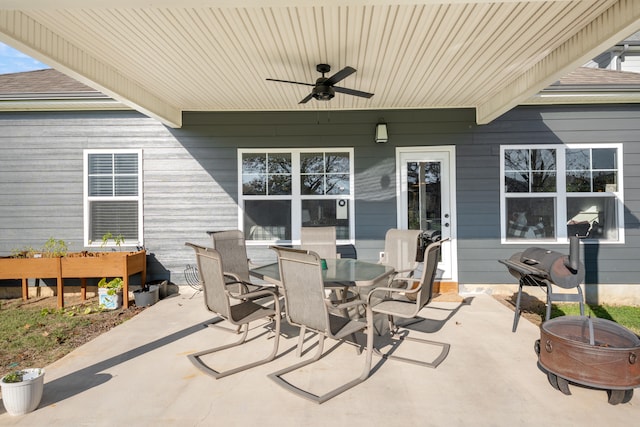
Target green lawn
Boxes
[551,303,640,335]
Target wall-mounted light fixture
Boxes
[375,122,388,144]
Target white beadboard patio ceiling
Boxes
[1,1,639,128]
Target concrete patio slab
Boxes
[1,292,638,426]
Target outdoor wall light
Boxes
[375,123,388,143]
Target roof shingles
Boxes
[0,69,95,94]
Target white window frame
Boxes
[83,149,144,247]
[238,148,355,245]
[500,143,624,244]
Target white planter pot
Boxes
[98,288,123,310]
[1,368,45,416]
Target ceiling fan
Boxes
[266,64,374,104]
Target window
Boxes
[239,149,354,244]
[84,150,143,247]
[501,144,623,243]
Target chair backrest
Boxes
[380,229,423,276]
[413,239,444,308]
[300,226,338,259]
[272,246,329,333]
[191,245,232,319]
[209,230,251,282]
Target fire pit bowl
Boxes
[535,316,640,405]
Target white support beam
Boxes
[476,0,640,125]
[0,11,183,128]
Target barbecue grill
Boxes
[498,236,585,332]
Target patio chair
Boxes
[185,240,262,295]
[268,246,374,404]
[367,239,450,368]
[300,226,339,259]
[379,229,423,288]
[186,245,281,379]
[300,226,358,346]
[208,230,271,293]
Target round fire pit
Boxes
[535,316,640,405]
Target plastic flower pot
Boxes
[1,368,45,416]
[98,288,123,310]
[133,284,159,307]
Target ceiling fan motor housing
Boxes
[312,84,335,100]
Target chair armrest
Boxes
[390,268,417,277]
[225,278,276,297]
[367,284,419,304]
[224,271,242,282]
[387,271,417,289]
[223,275,252,294]
[228,284,279,301]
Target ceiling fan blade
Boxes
[266,78,315,87]
[325,66,356,86]
[333,86,374,99]
[299,92,314,104]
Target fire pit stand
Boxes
[535,315,640,405]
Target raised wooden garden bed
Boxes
[0,250,146,309]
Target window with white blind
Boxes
[84,150,143,247]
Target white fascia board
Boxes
[0,11,182,128]
[476,0,640,125]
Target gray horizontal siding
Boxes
[457,105,640,285]
[1,106,640,287]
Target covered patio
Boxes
[1,1,639,128]
[1,291,637,425]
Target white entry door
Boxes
[396,147,457,282]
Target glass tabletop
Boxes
[250,258,394,287]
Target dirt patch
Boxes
[492,292,547,328]
[0,296,144,379]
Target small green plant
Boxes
[11,238,68,258]
[2,370,24,383]
[101,232,125,250]
[98,277,123,296]
[101,232,113,247]
[10,246,36,258]
[42,237,68,257]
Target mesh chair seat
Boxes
[368,299,419,318]
[328,313,368,337]
[229,301,277,323]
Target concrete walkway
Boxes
[1,291,638,426]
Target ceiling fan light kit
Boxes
[267,63,374,104]
[312,84,335,101]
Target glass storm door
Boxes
[397,147,457,282]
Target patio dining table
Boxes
[249,258,395,289]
